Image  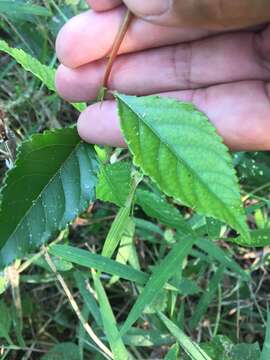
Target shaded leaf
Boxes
[0,128,99,267]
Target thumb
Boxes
[123,0,270,29]
[122,0,171,18]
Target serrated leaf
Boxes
[0,39,55,92]
[0,128,99,268]
[0,40,86,112]
[115,94,248,239]
[96,162,132,207]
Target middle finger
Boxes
[56,30,269,102]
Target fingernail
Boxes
[127,0,170,16]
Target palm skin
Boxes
[55,0,270,151]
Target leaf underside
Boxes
[0,128,99,268]
[116,94,249,240]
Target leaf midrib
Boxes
[119,96,245,231]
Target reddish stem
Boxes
[102,10,133,89]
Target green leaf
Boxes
[0,128,99,267]
[231,228,270,248]
[74,271,102,327]
[115,94,248,239]
[120,235,196,335]
[101,207,131,259]
[49,244,148,285]
[96,162,132,207]
[230,343,261,360]
[101,172,141,259]
[136,189,191,234]
[0,40,86,112]
[0,39,55,92]
[110,218,135,285]
[164,344,179,360]
[0,2,51,18]
[201,335,233,359]
[158,312,212,360]
[92,271,129,360]
[41,343,80,360]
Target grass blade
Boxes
[92,270,129,360]
[49,244,148,285]
[159,313,212,360]
[196,238,250,281]
[120,236,196,335]
[189,266,225,330]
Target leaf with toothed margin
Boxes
[0,39,86,112]
[0,127,99,268]
[115,93,249,240]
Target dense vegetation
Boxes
[0,1,270,359]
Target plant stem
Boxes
[102,10,133,90]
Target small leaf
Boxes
[115,94,248,239]
[96,162,132,207]
[0,128,99,267]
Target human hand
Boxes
[55,0,270,150]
